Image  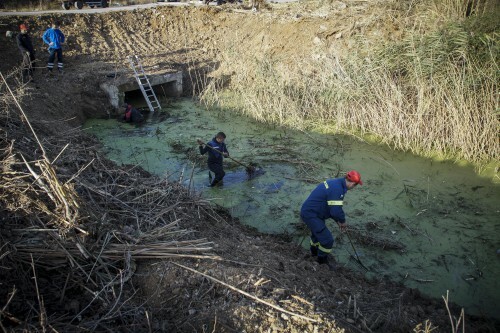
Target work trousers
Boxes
[301,216,334,258]
[21,52,35,80]
[47,48,63,72]
[208,162,225,185]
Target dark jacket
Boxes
[124,105,144,123]
[300,177,348,223]
[17,33,35,56]
[199,137,229,165]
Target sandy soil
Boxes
[0,2,498,332]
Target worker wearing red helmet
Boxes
[17,23,36,82]
[300,170,363,270]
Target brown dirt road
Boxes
[0,2,499,332]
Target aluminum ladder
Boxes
[128,55,161,112]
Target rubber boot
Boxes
[317,256,336,271]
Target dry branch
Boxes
[0,72,225,331]
[347,228,406,251]
[174,263,319,323]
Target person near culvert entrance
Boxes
[197,132,229,187]
[123,104,144,123]
[42,20,65,74]
[17,23,36,82]
[300,170,363,270]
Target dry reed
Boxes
[426,0,497,20]
[0,69,222,331]
[197,0,499,168]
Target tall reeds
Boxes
[426,0,496,20]
[198,2,499,167]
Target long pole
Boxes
[200,143,255,172]
[338,222,369,271]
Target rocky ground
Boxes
[0,2,499,332]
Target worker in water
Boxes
[17,23,36,82]
[300,170,363,270]
[197,132,229,187]
[123,103,144,123]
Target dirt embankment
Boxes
[0,3,499,332]
[1,0,411,119]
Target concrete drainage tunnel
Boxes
[100,69,183,112]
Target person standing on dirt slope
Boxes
[197,132,229,187]
[16,24,36,82]
[122,103,144,123]
[42,20,65,75]
[300,170,363,270]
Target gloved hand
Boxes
[196,139,204,146]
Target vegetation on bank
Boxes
[200,0,499,168]
[1,2,498,331]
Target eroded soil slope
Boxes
[0,0,409,124]
[1,2,498,332]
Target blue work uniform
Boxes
[199,137,229,186]
[42,27,65,71]
[300,177,348,258]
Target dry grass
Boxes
[425,0,497,21]
[0,68,222,331]
[198,0,499,167]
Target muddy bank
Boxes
[2,2,497,166]
[1,3,499,332]
[0,1,404,115]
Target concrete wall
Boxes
[100,71,183,111]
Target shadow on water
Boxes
[223,168,266,184]
[84,97,500,320]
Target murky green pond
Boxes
[84,98,500,319]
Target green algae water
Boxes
[84,98,500,319]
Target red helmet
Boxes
[346,170,363,185]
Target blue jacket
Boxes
[300,177,348,223]
[199,137,229,165]
[42,28,65,50]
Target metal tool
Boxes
[200,142,256,173]
[338,222,370,271]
